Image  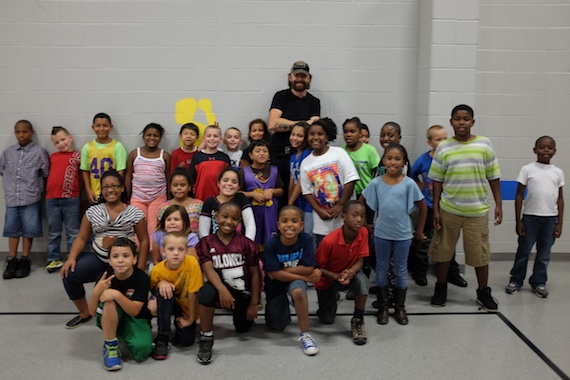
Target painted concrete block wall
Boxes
[476,0,570,255]
[0,0,421,252]
[0,0,568,256]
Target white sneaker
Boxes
[299,332,319,356]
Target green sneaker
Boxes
[46,260,63,273]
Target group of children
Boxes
[0,104,564,371]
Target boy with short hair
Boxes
[45,126,81,273]
[264,205,322,356]
[81,113,128,204]
[223,127,243,170]
[428,104,502,312]
[171,123,199,174]
[195,202,261,364]
[149,231,203,360]
[409,125,467,288]
[315,200,369,345]
[506,136,564,298]
[189,124,230,201]
[1,120,50,279]
[88,238,153,371]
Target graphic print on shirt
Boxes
[277,248,304,268]
[307,163,342,209]
[209,247,247,293]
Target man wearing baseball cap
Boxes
[268,61,321,208]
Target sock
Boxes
[353,309,364,319]
[201,331,213,337]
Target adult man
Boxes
[268,61,321,207]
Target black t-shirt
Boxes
[268,89,320,155]
[201,193,252,235]
[98,267,151,320]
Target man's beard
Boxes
[289,80,310,91]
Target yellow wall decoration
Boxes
[175,98,217,147]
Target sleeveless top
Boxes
[243,165,279,245]
[131,148,167,201]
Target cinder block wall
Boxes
[0,0,568,256]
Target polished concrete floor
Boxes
[1,253,569,380]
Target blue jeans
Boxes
[46,197,81,262]
[509,215,557,287]
[375,237,412,289]
[3,202,43,238]
[265,280,307,330]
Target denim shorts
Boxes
[265,280,308,330]
[3,202,43,238]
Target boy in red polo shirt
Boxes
[315,200,369,345]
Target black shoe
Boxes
[197,335,214,365]
[66,315,93,329]
[15,257,31,278]
[3,257,19,280]
[345,291,355,300]
[476,287,498,312]
[413,273,428,286]
[151,336,170,360]
[447,274,468,287]
[431,282,447,307]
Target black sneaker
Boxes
[431,282,447,307]
[151,336,170,360]
[15,257,31,278]
[197,335,214,365]
[447,274,468,287]
[66,315,93,329]
[3,257,19,280]
[476,287,498,312]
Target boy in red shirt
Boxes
[315,200,369,345]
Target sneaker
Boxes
[151,336,170,360]
[299,332,319,356]
[351,318,367,345]
[65,315,92,329]
[15,256,31,278]
[476,287,498,312]
[505,282,520,294]
[532,284,549,298]
[346,291,355,300]
[103,339,122,371]
[430,282,447,307]
[3,257,19,280]
[45,260,63,273]
[197,335,214,365]
[447,273,468,287]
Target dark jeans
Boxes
[156,294,196,347]
[198,282,254,333]
[509,215,557,287]
[62,252,109,300]
[408,207,461,277]
[317,271,369,324]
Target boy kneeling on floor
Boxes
[88,238,152,371]
[315,200,369,345]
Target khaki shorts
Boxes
[428,209,491,267]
